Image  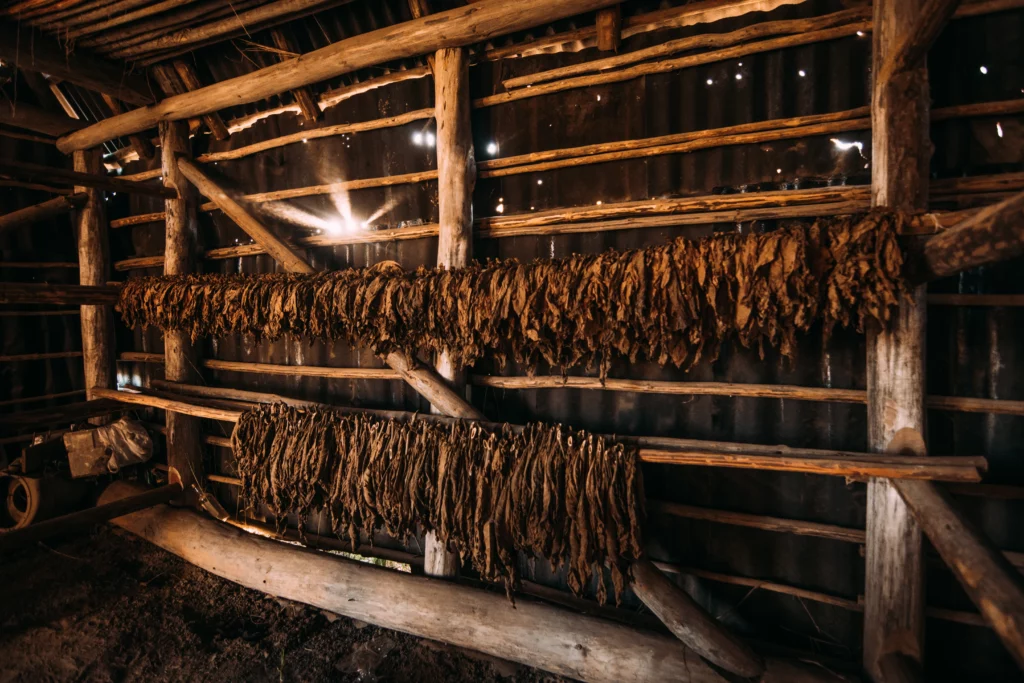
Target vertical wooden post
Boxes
[74,148,114,422]
[596,6,622,51]
[863,0,931,678]
[423,46,476,578]
[161,120,205,505]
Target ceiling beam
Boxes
[0,22,155,106]
[0,100,83,137]
[57,0,621,153]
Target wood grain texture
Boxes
[631,559,764,677]
[0,160,175,199]
[74,149,115,415]
[0,101,83,137]
[57,0,623,152]
[99,482,725,683]
[0,193,87,234]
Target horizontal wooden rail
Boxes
[0,398,122,432]
[0,283,121,306]
[0,351,82,363]
[927,294,1024,307]
[97,386,985,482]
[0,161,175,199]
[119,352,401,380]
[0,309,81,317]
[0,193,88,234]
[0,389,87,408]
[0,262,79,269]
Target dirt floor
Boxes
[0,526,567,683]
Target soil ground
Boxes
[0,526,567,683]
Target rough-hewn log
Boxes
[171,61,230,141]
[56,0,622,152]
[895,479,1024,670]
[74,149,115,415]
[175,157,314,274]
[0,22,153,105]
[0,193,87,234]
[631,559,765,677]
[0,160,176,199]
[863,0,931,676]
[269,30,321,123]
[100,94,155,160]
[0,351,82,362]
[915,190,1024,281]
[0,101,84,137]
[121,351,401,380]
[0,398,122,432]
[161,120,205,507]
[0,283,121,305]
[100,482,724,683]
[876,0,963,85]
[0,483,181,554]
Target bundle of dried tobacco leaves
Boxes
[231,404,645,602]
[119,211,910,376]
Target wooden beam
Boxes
[0,160,176,199]
[74,149,115,417]
[0,398,122,431]
[0,101,83,137]
[895,479,1024,670]
[0,193,87,234]
[863,0,931,676]
[56,0,622,152]
[915,190,1024,281]
[99,482,724,683]
[171,61,230,141]
[161,120,205,507]
[175,157,314,274]
[150,64,205,136]
[423,45,477,577]
[100,94,155,160]
[0,483,182,554]
[595,5,622,51]
[0,22,154,106]
[876,0,963,86]
[269,30,321,123]
[0,283,120,305]
[631,559,765,677]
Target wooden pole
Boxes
[423,45,477,577]
[99,482,724,683]
[876,0,963,86]
[175,158,315,274]
[100,94,155,161]
[915,189,1024,281]
[0,283,121,305]
[161,120,206,507]
[0,483,181,554]
[171,61,231,141]
[595,5,623,51]
[863,0,931,675]
[0,101,84,137]
[0,193,87,234]
[56,0,622,153]
[631,559,764,677]
[74,149,115,419]
[269,30,321,123]
[894,480,1024,669]
[0,160,176,199]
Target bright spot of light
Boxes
[706,79,713,86]
[303,139,308,143]
[776,168,782,174]
[596,200,602,205]
[486,141,498,155]
[597,95,601,101]
[997,122,1004,138]
[980,65,989,74]
[425,132,436,147]
[798,70,807,77]
[412,132,424,145]
[831,138,864,153]
[856,31,865,37]
[537,179,544,185]
[735,73,742,80]
[495,203,504,214]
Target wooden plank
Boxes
[863,0,931,675]
[162,119,205,506]
[56,0,623,152]
[648,500,867,544]
[0,351,82,362]
[0,193,87,234]
[0,398,122,431]
[0,160,176,199]
[631,559,765,677]
[895,480,1024,669]
[595,5,622,51]
[269,30,321,123]
[74,149,115,417]
[100,481,725,683]
[0,22,153,106]
[175,158,314,274]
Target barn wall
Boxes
[65,0,1024,679]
